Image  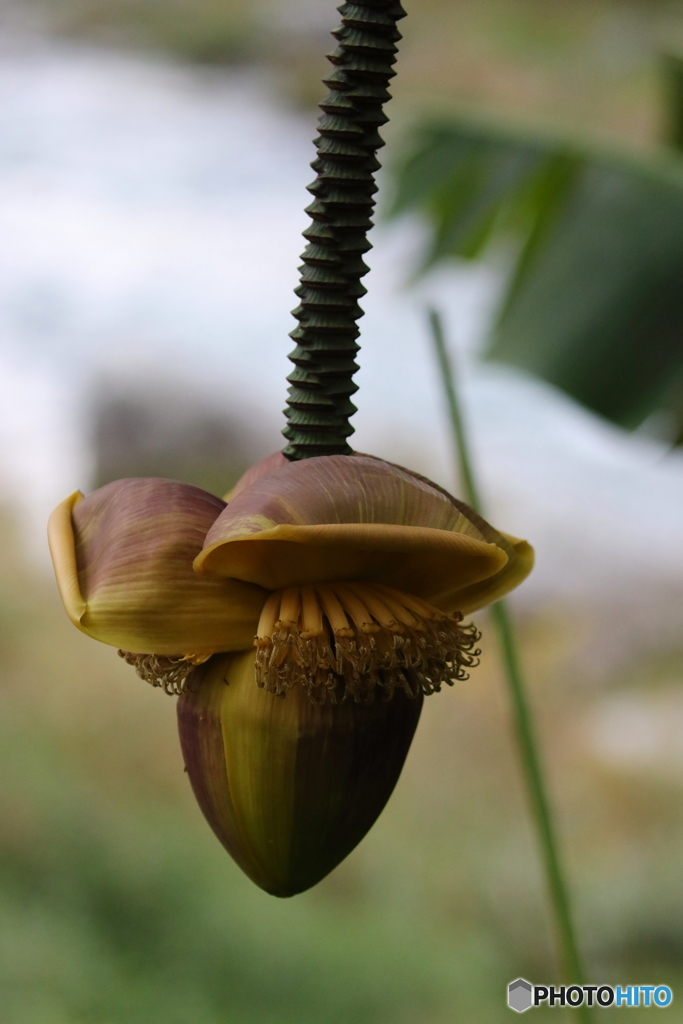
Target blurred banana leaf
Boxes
[391,57,683,440]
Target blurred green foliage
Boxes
[45,0,256,64]
[391,55,683,442]
[15,0,683,133]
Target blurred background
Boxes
[2,1,683,1020]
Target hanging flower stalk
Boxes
[284,0,407,458]
[48,0,534,899]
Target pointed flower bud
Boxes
[177,649,423,897]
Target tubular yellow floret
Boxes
[256,592,281,647]
[334,586,379,634]
[253,581,481,704]
[300,585,324,638]
[277,587,301,631]
[317,588,354,638]
[348,585,401,631]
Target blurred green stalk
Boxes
[428,308,590,1018]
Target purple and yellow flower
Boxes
[49,452,532,895]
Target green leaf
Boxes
[391,115,683,438]
[493,159,683,429]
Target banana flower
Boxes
[49,452,533,896]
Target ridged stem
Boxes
[283,1,407,460]
[428,308,591,1015]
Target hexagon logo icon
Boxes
[508,978,533,1013]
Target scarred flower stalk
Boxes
[283,0,407,459]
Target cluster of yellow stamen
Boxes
[254,582,481,704]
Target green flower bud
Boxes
[178,648,423,897]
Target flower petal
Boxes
[49,478,268,655]
[195,455,527,607]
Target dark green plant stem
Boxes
[661,52,683,152]
[428,308,590,1015]
[283,0,406,460]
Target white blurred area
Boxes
[1,36,683,650]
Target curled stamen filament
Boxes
[117,650,210,695]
